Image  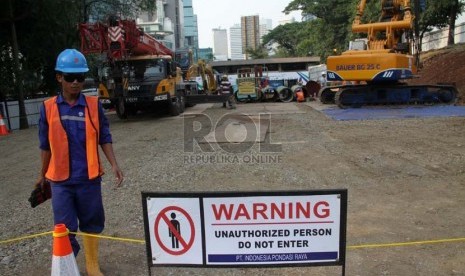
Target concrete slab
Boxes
[203,115,269,143]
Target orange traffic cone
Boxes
[0,114,8,136]
[51,224,80,276]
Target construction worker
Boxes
[219,75,236,109]
[36,49,123,276]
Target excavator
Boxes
[179,50,234,104]
[320,0,457,108]
[186,59,218,94]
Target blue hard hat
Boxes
[55,49,89,73]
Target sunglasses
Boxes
[62,73,86,83]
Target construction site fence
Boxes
[422,22,465,52]
[0,97,47,131]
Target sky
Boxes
[193,0,301,48]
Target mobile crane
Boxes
[79,16,226,118]
[321,0,457,108]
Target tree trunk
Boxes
[447,0,459,45]
[8,0,29,129]
[413,0,421,69]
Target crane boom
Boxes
[79,17,173,60]
[77,16,228,119]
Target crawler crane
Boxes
[320,0,457,108]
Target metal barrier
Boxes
[1,97,49,131]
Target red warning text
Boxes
[211,201,330,221]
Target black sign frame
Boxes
[142,189,347,275]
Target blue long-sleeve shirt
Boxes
[38,93,112,184]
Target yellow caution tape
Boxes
[347,237,465,249]
[53,229,70,238]
[70,232,145,244]
[0,231,53,244]
[1,231,464,249]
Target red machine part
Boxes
[79,19,172,60]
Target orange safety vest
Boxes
[44,95,103,182]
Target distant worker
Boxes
[219,75,236,109]
[36,49,124,276]
[318,72,327,88]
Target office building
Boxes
[183,0,199,49]
[164,0,185,49]
[241,15,260,59]
[213,28,228,61]
[260,18,272,42]
[137,0,175,50]
[229,24,244,60]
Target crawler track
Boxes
[318,83,457,108]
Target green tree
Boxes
[280,0,465,60]
[284,0,356,60]
[0,0,31,129]
[262,22,305,57]
[416,0,464,52]
[245,47,268,59]
[434,0,464,45]
[0,45,15,100]
[0,0,156,129]
[448,0,465,44]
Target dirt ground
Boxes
[1,44,465,275]
[408,43,465,104]
[1,99,465,275]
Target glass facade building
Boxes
[183,0,199,49]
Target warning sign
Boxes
[145,197,203,265]
[142,190,347,269]
[203,194,341,265]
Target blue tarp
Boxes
[323,105,465,121]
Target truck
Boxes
[308,64,327,82]
[321,0,457,108]
[79,16,227,119]
[307,64,330,99]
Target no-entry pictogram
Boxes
[154,206,195,255]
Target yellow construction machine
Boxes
[321,0,457,108]
[186,59,217,94]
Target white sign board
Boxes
[203,194,340,265]
[142,190,347,268]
